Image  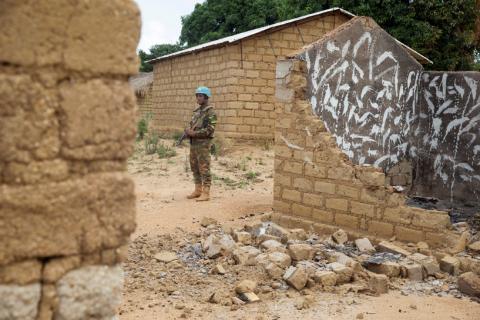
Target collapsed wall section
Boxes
[0,1,140,319]
[272,59,458,251]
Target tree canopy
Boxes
[138,44,181,72]
[139,0,479,71]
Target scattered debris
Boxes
[283,266,308,290]
[154,251,178,263]
[123,220,480,317]
[467,241,480,253]
[235,279,257,294]
[355,238,375,253]
[332,229,348,245]
[377,241,411,256]
[212,263,226,275]
[440,256,460,275]
[200,216,218,227]
[368,273,389,294]
[238,292,260,303]
[457,272,480,297]
[288,243,315,261]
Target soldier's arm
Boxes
[193,110,217,138]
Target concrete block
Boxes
[457,272,480,297]
[409,253,440,276]
[350,202,375,217]
[440,256,461,275]
[233,246,261,266]
[283,266,308,290]
[325,198,348,211]
[367,261,401,278]
[56,265,123,320]
[0,173,135,265]
[368,273,389,294]
[59,80,136,160]
[313,270,337,286]
[287,243,314,261]
[327,262,353,284]
[315,181,335,194]
[355,238,375,253]
[282,189,301,202]
[0,283,41,320]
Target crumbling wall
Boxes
[0,1,140,319]
[413,71,480,204]
[150,12,350,140]
[272,57,459,250]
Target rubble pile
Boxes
[122,218,480,315]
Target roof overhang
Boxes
[147,7,432,65]
[148,8,355,64]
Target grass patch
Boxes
[245,171,260,180]
[144,132,159,155]
[157,143,177,159]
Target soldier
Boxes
[185,86,217,201]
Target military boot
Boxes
[187,184,202,199]
[196,186,210,201]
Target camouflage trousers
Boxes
[189,140,212,187]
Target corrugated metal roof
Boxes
[147,7,432,65]
[148,8,355,63]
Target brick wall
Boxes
[0,1,140,319]
[150,12,350,140]
[272,59,459,250]
[136,84,154,120]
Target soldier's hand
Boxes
[185,128,195,137]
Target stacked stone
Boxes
[273,56,457,250]
[0,1,140,319]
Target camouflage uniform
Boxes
[189,105,217,187]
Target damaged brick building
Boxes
[273,16,480,250]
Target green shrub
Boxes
[136,112,153,140]
[245,171,260,180]
[144,132,159,155]
[157,143,177,159]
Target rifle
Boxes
[175,130,188,147]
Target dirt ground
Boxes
[120,140,480,320]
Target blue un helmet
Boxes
[195,86,212,98]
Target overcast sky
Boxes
[134,0,203,52]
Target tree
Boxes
[280,0,479,71]
[179,0,280,47]
[138,43,182,72]
[178,0,479,71]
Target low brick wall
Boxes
[0,1,140,319]
[272,59,459,249]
